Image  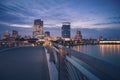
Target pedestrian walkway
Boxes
[0,46,50,80]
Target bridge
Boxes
[0,42,120,80]
[50,43,120,80]
[0,46,49,80]
[100,40,120,44]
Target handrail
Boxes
[52,42,120,80]
[66,56,100,80]
[53,46,99,80]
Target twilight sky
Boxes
[0,0,120,38]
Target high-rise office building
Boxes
[74,29,82,42]
[45,31,50,37]
[33,19,44,39]
[61,22,71,39]
[4,31,10,39]
[12,30,19,38]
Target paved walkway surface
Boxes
[0,46,50,80]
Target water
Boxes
[73,44,120,67]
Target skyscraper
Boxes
[61,22,71,39]
[4,31,10,39]
[74,29,82,42]
[45,31,50,37]
[33,19,44,39]
[12,30,19,38]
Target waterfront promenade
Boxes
[0,46,49,80]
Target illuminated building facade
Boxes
[61,22,71,39]
[45,31,50,37]
[74,29,82,42]
[12,30,19,38]
[33,19,44,39]
[4,31,10,39]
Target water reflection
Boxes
[73,44,120,66]
[73,45,82,52]
[100,44,120,57]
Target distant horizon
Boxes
[0,26,120,39]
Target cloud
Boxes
[0,0,120,38]
[0,21,10,26]
[10,24,32,28]
[0,21,32,28]
[93,21,120,26]
[0,0,120,29]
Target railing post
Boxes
[58,48,69,80]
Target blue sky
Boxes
[0,0,120,38]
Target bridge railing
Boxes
[46,42,102,80]
[47,42,120,80]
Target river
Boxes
[73,44,120,67]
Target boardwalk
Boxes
[0,46,50,80]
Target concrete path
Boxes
[0,46,50,80]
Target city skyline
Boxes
[0,0,120,38]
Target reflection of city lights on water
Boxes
[100,44,120,57]
[74,46,82,52]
